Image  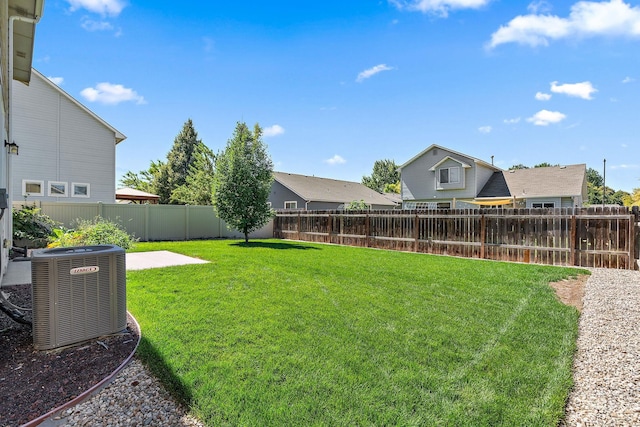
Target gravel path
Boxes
[563,268,640,426]
[47,360,204,427]
[45,268,640,426]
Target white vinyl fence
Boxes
[14,202,273,241]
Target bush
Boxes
[48,217,137,250]
[13,206,59,247]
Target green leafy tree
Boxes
[171,143,216,205]
[346,200,370,210]
[119,160,165,194]
[623,188,640,206]
[362,159,400,193]
[213,122,274,243]
[509,164,529,170]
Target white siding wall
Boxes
[11,73,118,204]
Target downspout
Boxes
[4,13,43,265]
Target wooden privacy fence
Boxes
[273,207,639,269]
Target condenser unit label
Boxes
[70,266,100,275]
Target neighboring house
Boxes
[399,144,587,209]
[1,1,44,277]
[270,171,398,210]
[11,68,126,204]
[116,187,160,204]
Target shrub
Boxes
[13,206,59,247]
[48,217,137,250]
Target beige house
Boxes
[399,144,587,209]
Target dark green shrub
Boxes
[12,206,58,247]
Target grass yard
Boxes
[127,239,585,426]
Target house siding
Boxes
[269,180,306,209]
[401,147,479,201]
[11,73,119,204]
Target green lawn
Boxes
[127,239,585,426]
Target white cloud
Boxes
[504,117,521,124]
[325,155,346,165]
[622,76,635,83]
[478,125,492,133]
[356,64,394,83]
[488,0,640,49]
[263,125,285,137]
[527,109,567,126]
[81,18,114,31]
[535,91,552,100]
[610,163,639,169]
[527,1,552,14]
[47,76,64,86]
[550,81,597,99]
[80,82,146,105]
[390,0,491,17]
[66,0,126,17]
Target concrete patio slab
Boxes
[1,251,209,287]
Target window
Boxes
[284,201,298,209]
[22,180,44,197]
[438,166,460,184]
[72,183,90,198]
[48,181,68,197]
[532,202,555,208]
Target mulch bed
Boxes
[0,284,138,426]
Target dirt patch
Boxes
[0,283,137,426]
[549,274,589,312]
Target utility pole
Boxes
[602,158,606,207]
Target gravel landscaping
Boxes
[562,268,640,426]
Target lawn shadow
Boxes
[136,337,194,407]
[230,241,321,250]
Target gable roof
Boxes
[273,172,398,207]
[31,68,127,143]
[476,171,511,198]
[478,164,587,199]
[399,144,499,171]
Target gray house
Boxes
[399,144,587,209]
[11,68,126,204]
[270,171,398,210]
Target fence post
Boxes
[480,213,486,259]
[185,205,190,241]
[414,212,419,252]
[328,212,332,242]
[144,204,149,242]
[97,201,103,218]
[297,211,301,241]
[570,215,577,267]
[365,211,370,247]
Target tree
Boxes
[362,159,400,193]
[171,143,216,205]
[533,162,558,168]
[119,119,209,204]
[623,188,640,206]
[509,164,529,170]
[119,159,165,195]
[213,122,273,243]
[162,119,203,204]
[346,200,369,210]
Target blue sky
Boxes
[33,0,640,192]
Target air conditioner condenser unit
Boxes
[31,245,127,350]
